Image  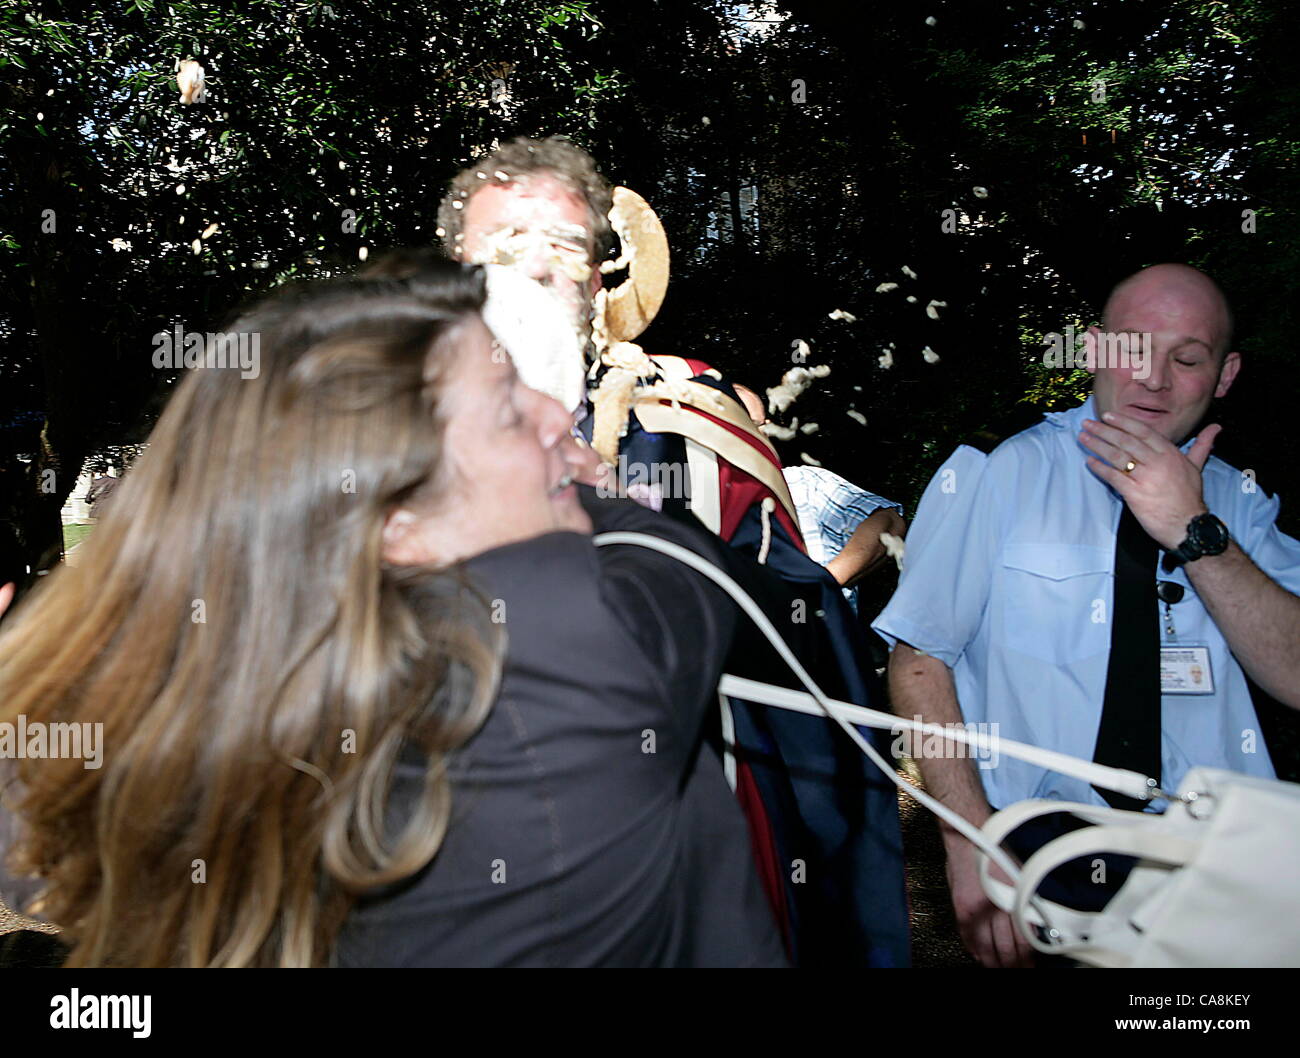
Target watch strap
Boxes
[1162,513,1225,572]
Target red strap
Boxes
[734,758,794,960]
[715,458,805,549]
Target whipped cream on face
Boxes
[465,210,595,353]
[480,264,586,414]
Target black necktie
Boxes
[1093,503,1161,810]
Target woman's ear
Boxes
[381,508,425,566]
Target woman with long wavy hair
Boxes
[0,259,785,967]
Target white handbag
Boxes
[594,530,1300,968]
[976,767,1300,967]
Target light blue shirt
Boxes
[783,464,902,614]
[873,395,1300,810]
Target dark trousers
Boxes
[998,809,1137,913]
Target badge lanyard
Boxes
[1156,577,1214,695]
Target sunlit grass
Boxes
[63,523,94,551]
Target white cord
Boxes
[716,675,1157,802]
[718,692,738,792]
[757,497,775,565]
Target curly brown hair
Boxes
[437,136,614,259]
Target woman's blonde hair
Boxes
[0,262,503,966]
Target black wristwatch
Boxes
[1161,513,1230,573]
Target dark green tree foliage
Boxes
[0,0,620,575]
[1,0,1297,582]
[582,1,1299,528]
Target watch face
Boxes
[1191,514,1229,555]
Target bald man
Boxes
[873,263,1300,967]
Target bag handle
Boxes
[1011,822,1199,956]
[975,798,1141,921]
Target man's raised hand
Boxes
[1080,411,1219,549]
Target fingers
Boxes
[952,884,1028,967]
[961,905,1033,968]
[991,911,1025,967]
[1187,423,1222,470]
[948,843,1037,967]
[1004,913,1036,967]
[971,922,1001,967]
[956,909,997,967]
[1079,428,1136,471]
[1084,455,1129,493]
[1098,410,1166,450]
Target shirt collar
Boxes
[1042,393,1097,433]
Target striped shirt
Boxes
[782,464,903,613]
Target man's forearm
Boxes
[887,642,993,836]
[1184,540,1300,708]
[825,509,905,587]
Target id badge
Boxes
[1160,644,1215,695]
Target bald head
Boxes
[1103,263,1234,360]
[1089,262,1241,445]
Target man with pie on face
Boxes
[875,263,1300,968]
[435,137,913,968]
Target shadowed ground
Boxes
[897,758,977,968]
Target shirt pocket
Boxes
[1000,543,1113,666]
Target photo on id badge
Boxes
[1157,577,1214,695]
